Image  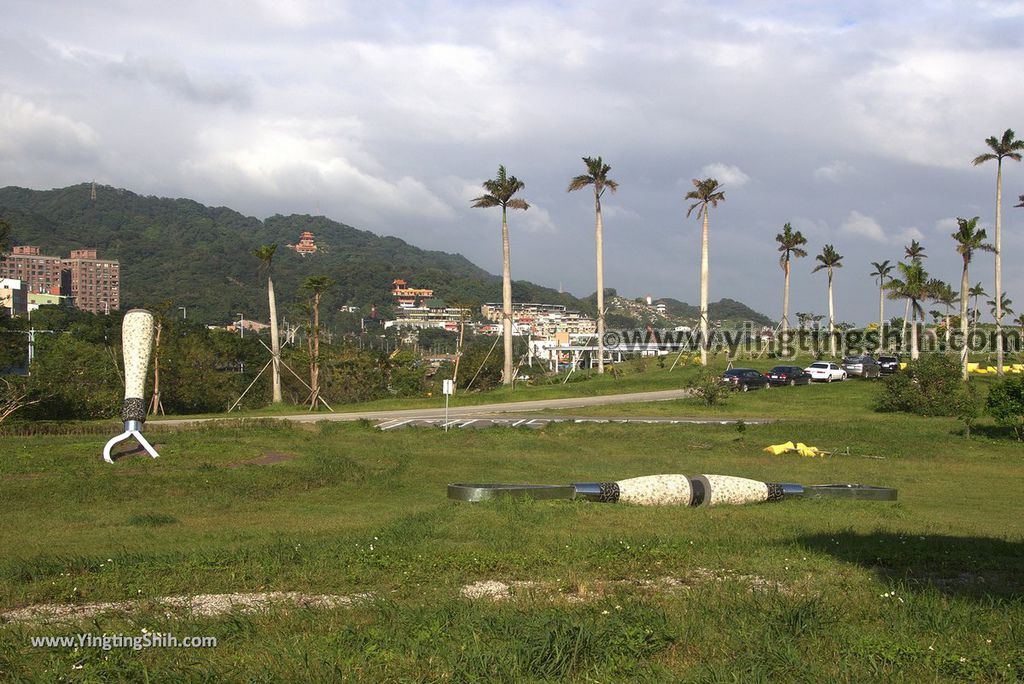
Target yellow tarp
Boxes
[763,441,825,457]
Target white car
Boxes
[805,361,847,382]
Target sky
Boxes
[2,0,1024,325]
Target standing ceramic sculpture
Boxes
[103,309,160,463]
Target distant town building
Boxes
[287,231,318,255]
[0,278,27,316]
[0,246,64,295]
[62,249,120,314]
[0,246,119,314]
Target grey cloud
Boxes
[105,53,252,107]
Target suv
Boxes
[842,355,882,378]
[878,355,900,374]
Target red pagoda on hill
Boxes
[287,231,318,255]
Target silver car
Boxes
[842,355,881,378]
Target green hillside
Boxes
[0,184,589,325]
[1,183,772,328]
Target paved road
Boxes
[155,388,699,427]
[377,415,771,431]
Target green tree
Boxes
[812,244,843,357]
[28,335,121,420]
[776,223,808,338]
[252,244,282,403]
[885,261,935,360]
[568,156,618,374]
[931,281,957,348]
[0,218,10,259]
[685,178,726,366]
[869,260,894,351]
[986,376,1024,440]
[472,165,529,385]
[973,129,1024,376]
[952,217,994,379]
[302,276,335,409]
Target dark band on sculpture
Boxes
[121,397,146,422]
[766,483,785,502]
[597,482,620,503]
[689,478,706,506]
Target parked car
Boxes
[720,368,771,391]
[878,355,901,374]
[842,355,882,378]
[805,361,847,382]
[765,365,812,386]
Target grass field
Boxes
[1,369,1022,681]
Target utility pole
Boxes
[178,306,187,320]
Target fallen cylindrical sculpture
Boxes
[448,475,896,506]
[103,309,160,463]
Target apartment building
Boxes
[61,249,120,314]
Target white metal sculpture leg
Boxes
[103,420,160,463]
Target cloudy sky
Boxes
[3,0,1024,324]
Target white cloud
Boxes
[840,210,886,242]
[698,163,750,188]
[0,94,97,161]
[840,210,924,245]
[814,160,855,182]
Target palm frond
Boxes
[471,194,500,208]
[506,198,530,211]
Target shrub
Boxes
[687,369,730,406]
[874,354,965,416]
[986,377,1024,441]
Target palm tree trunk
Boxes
[311,293,320,406]
[595,193,605,374]
[827,270,835,357]
[994,159,1004,376]
[910,305,919,361]
[501,207,514,385]
[878,281,885,352]
[268,274,282,403]
[699,210,710,366]
[452,313,465,387]
[902,299,910,352]
[149,321,162,416]
[782,258,790,338]
[960,261,970,380]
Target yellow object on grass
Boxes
[899,362,908,370]
[763,441,825,457]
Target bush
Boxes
[687,369,730,406]
[874,354,965,416]
[986,377,1024,441]
[27,335,121,420]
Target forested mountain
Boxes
[655,297,774,327]
[0,184,588,325]
[1,183,772,327]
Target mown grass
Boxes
[1,370,1022,681]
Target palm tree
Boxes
[568,156,618,374]
[885,261,935,360]
[812,245,843,357]
[1015,313,1024,338]
[775,223,808,339]
[252,244,282,403]
[988,293,1014,321]
[685,177,726,366]
[932,281,958,348]
[952,217,994,379]
[973,129,1024,375]
[900,240,927,345]
[472,165,529,385]
[302,275,335,410]
[969,282,988,329]
[869,260,894,351]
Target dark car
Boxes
[843,355,882,378]
[765,365,812,386]
[878,355,900,374]
[720,368,771,391]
